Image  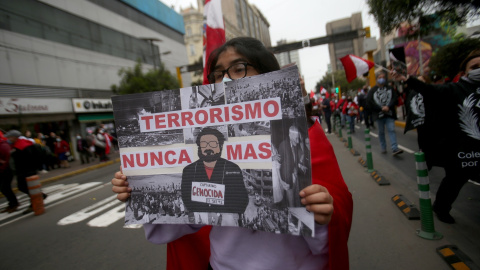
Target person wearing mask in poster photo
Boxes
[112,37,353,270]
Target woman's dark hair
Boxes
[460,49,480,72]
[207,37,280,76]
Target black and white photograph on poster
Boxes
[180,83,226,109]
[225,66,305,119]
[270,117,311,208]
[125,174,187,225]
[112,90,184,148]
[112,65,314,237]
[227,121,271,137]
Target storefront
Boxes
[72,98,115,135]
[0,97,75,140]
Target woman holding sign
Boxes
[112,37,353,270]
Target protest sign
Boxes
[111,65,314,237]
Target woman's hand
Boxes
[300,184,334,225]
[111,166,131,201]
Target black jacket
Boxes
[366,85,398,120]
[407,77,480,178]
[181,158,248,214]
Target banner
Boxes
[111,66,314,237]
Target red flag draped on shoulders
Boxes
[309,121,353,269]
[340,54,375,83]
[202,0,226,84]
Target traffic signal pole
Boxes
[365,27,376,88]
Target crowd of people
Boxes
[313,71,404,156]
[0,125,118,214]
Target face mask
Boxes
[56,138,61,142]
[467,68,480,82]
[76,136,81,140]
[377,78,386,85]
[222,77,232,83]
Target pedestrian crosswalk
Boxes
[0,182,136,229]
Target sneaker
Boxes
[381,149,387,154]
[392,149,404,156]
[1,204,20,213]
[433,209,455,224]
[40,170,48,174]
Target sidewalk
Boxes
[325,125,480,269]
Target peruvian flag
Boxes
[340,54,375,83]
[203,0,226,84]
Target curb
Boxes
[395,120,406,128]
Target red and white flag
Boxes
[339,54,375,83]
[203,0,225,84]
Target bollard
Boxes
[26,175,45,215]
[332,116,336,133]
[346,121,352,149]
[415,152,442,240]
[364,129,374,172]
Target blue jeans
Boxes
[346,115,356,132]
[376,117,398,151]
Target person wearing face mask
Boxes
[76,134,90,165]
[392,49,480,224]
[366,72,404,156]
[342,96,359,134]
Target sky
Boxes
[162,0,478,92]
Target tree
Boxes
[367,0,480,35]
[111,60,180,95]
[429,38,480,79]
[315,69,367,96]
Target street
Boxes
[0,124,479,269]
[0,165,166,270]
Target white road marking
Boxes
[87,204,126,227]
[57,195,120,225]
[0,182,104,228]
[353,128,415,153]
[398,145,415,154]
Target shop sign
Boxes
[0,97,72,115]
[72,98,113,113]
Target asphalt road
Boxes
[0,165,167,270]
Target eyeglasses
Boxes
[207,63,254,83]
[200,141,219,148]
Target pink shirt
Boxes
[144,223,328,269]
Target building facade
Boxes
[181,0,271,83]
[326,12,364,72]
[275,39,302,74]
[0,0,191,157]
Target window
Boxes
[186,26,192,36]
[235,0,243,29]
[189,44,195,56]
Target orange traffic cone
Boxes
[26,175,45,215]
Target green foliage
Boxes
[429,38,480,79]
[315,69,366,96]
[111,60,180,95]
[367,0,480,35]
